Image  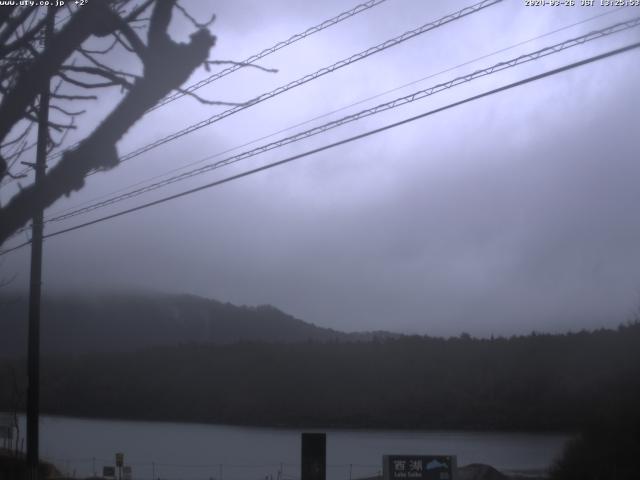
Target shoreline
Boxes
[3,411,575,436]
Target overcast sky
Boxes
[2,0,640,336]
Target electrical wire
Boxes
[42,5,630,218]
[0,0,503,243]
[36,0,393,165]
[2,40,638,257]
[48,0,503,170]
[45,16,640,225]
[151,0,392,111]
[1,0,389,189]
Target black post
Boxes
[26,9,54,480]
[301,433,326,480]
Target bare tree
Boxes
[0,0,218,246]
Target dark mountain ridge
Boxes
[0,292,397,355]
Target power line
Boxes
[70,0,503,173]
[5,0,499,189]
[151,0,392,111]
[40,0,392,167]
[43,5,630,220]
[6,12,638,243]
[34,0,392,168]
[2,40,638,257]
[284,5,629,129]
[0,0,502,243]
[44,17,640,225]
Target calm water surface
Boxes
[13,415,568,480]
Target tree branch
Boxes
[0,0,113,150]
[49,104,86,117]
[147,0,173,48]
[80,36,119,55]
[0,7,36,47]
[59,65,136,89]
[0,8,55,57]
[51,93,98,101]
[175,87,247,107]
[0,2,216,245]
[124,0,155,22]
[175,3,216,29]
[56,70,128,90]
[205,59,278,73]
[114,20,147,59]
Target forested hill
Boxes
[1,322,638,431]
[0,292,394,355]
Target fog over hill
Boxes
[0,292,398,356]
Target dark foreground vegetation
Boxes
[2,322,639,431]
[0,449,60,480]
[549,418,640,480]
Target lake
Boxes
[10,415,568,480]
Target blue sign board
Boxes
[383,455,457,480]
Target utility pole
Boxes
[26,9,54,480]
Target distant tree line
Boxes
[2,322,639,433]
